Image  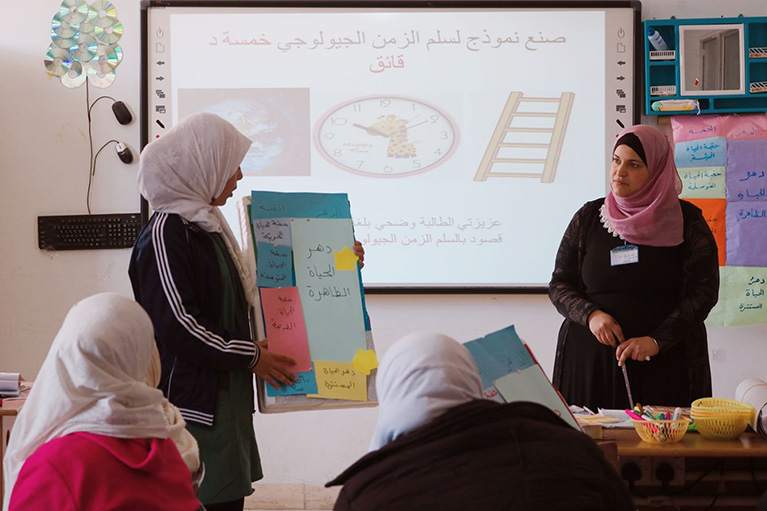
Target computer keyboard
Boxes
[38,213,141,250]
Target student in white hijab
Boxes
[3,293,200,511]
[328,331,635,511]
[369,332,483,450]
[128,112,298,511]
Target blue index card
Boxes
[253,217,292,246]
[464,325,535,389]
[256,242,294,288]
[252,191,351,220]
[291,218,367,362]
[266,367,319,397]
[674,137,726,168]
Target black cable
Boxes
[87,139,121,213]
[85,79,121,214]
[699,462,725,511]
[86,79,93,214]
[665,459,723,496]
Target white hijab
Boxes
[369,332,483,451]
[3,293,185,511]
[138,111,256,305]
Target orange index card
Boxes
[308,361,367,401]
[351,349,378,376]
[334,246,359,271]
[688,198,726,266]
[260,287,312,373]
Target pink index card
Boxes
[260,287,312,373]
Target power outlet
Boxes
[619,456,653,486]
[653,457,685,486]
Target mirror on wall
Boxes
[680,24,745,96]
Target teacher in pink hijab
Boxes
[549,124,719,411]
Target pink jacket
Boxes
[10,432,199,510]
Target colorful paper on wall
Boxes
[260,286,312,373]
[674,137,726,168]
[671,114,767,143]
[687,198,726,266]
[678,167,726,199]
[706,266,767,326]
[725,202,767,267]
[725,139,767,202]
[672,114,767,327]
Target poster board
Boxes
[464,324,580,430]
[238,192,377,412]
[669,113,767,326]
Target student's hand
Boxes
[616,336,660,366]
[588,310,624,347]
[353,240,365,269]
[253,340,297,390]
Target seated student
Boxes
[326,332,635,511]
[3,293,201,511]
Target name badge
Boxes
[610,244,639,266]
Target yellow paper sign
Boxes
[334,246,359,271]
[351,349,379,376]
[308,361,367,401]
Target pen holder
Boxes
[632,418,691,443]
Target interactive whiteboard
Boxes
[141,1,641,290]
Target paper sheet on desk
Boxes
[595,409,636,428]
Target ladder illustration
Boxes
[474,91,574,183]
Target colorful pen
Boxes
[625,409,645,421]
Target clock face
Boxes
[316,95,458,177]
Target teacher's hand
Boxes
[616,336,660,366]
[253,340,298,390]
[588,310,624,347]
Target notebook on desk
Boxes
[0,373,23,398]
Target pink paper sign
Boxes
[260,287,312,373]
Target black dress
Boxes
[549,199,719,411]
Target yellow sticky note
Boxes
[351,349,378,376]
[334,246,359,271]
[307,361,367,401]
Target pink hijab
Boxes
[603,124,684,247]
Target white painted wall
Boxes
[1,0,766,488]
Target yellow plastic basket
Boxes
[691,398,754,416]
[692,415,751,440]
[632,418,691,444]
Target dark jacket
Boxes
[549,198,719,403]
[129,212,259,427]
[327,400,636,511]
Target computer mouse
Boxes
[115,142,133,164]
[112,101,133,125]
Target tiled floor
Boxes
[243,484,339,510]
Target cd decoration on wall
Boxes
[44,0,123,88]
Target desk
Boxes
[0,389,30,505]
[602,428,767,510]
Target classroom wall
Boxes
[1,0,766,488]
